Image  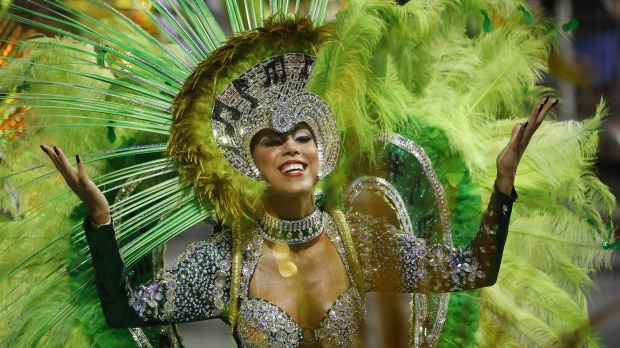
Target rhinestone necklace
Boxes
[258,207,324,244]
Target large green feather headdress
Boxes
[0,0,616,347]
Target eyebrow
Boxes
[267,124,310,136]
[292,123,312,133]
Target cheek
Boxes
[252,148,273,173]
[305,144,320,170]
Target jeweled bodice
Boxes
[238,287,364,347]
[236,213,366,347]
[84,188,514,347]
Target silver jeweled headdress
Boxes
[212,53,339,180]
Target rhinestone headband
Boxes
[258,208,324,244]
[212,53,339,180]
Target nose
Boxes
[281,137,299,156]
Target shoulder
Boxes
[159,232,233,277]
[196,231,233,255]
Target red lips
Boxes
[278,160,307,177]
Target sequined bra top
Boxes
[235,214,366,347]
[238,287,364,346]
[84,189,515,347]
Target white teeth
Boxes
[280,163,304,173]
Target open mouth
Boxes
[279,161,307,175]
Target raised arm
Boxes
[350,185,515,293]
[40,146,110,225]
[352,97,556,293]
[41,145,232,327]
[495,97,557,195]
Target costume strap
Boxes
[228,223,244,333]
[331,210,365,300]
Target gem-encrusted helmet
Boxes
[212,53,339,180]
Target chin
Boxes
[270,179,316,198]
[279,186,315,198]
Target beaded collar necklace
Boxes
[258,207,324,244]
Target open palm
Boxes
[495,97,557,195]
[40,145,111,224]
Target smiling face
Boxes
[251,123,319,199]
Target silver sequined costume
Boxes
[84,187,515,347]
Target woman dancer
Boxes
[41,47,555,346]
[2,1,613,347]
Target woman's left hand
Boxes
[495,97,557,195]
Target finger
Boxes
[41,144,55,160]
[527,96,549,124]
[76,154,84,174]
[508,122,527,152]
[525,97,549,133]
[523,97,555,146]
[536,96,550,114]
[521,97,547,145]
[41,145,80,192]
[76,154,90,181]
[54,146,77,173]
[537,99,558,123]
[53,146,79,183]
[41,144,63,170]
[75,154,93,190]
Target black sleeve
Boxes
[351,185,517,293]
[84,219,232,328]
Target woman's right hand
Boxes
[41,145,111,224]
